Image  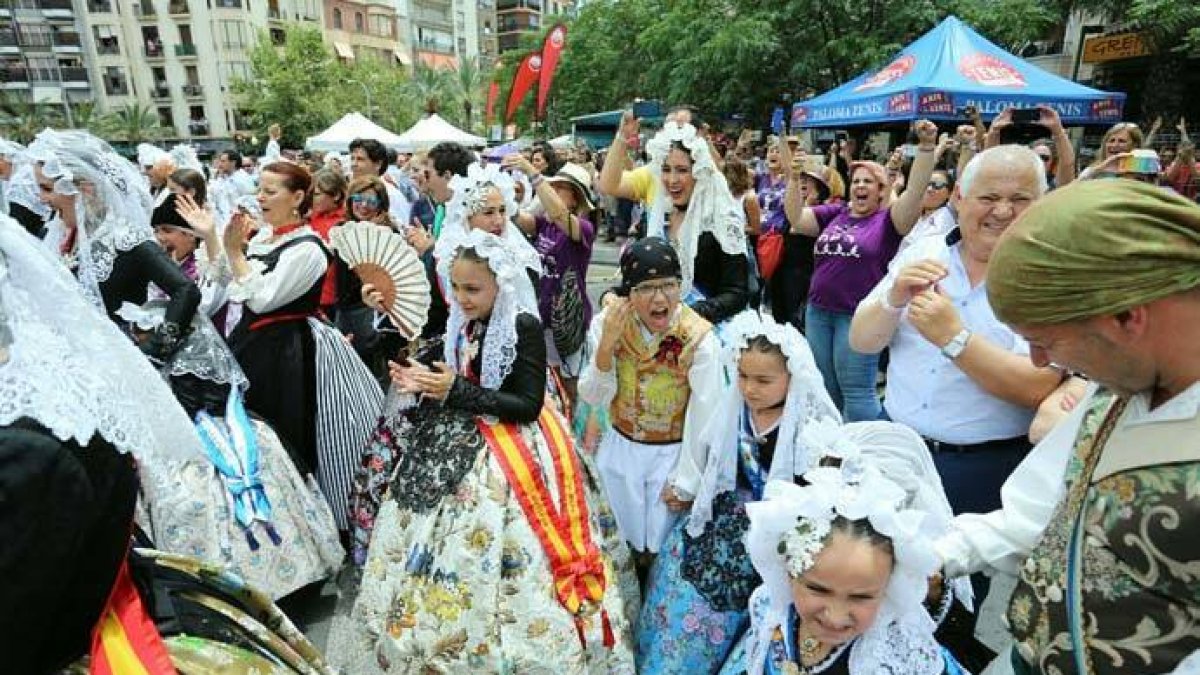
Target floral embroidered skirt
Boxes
[136,419,345,600]
[637,490,759,674]
[329,405,638,674]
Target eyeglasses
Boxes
[350,194,381,207]
[927,181,949,190]
[631,279,681,299]
[1037,154,1053,163]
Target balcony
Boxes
[18,32,52,51]
[96,38,120,55]
[152,82,171,98]
[38,0,72,10]
[88,0,113,11]
[267,7,281,20]
[29,67,59,82]
[174,43,197,57]
[169,0,188,14]
[496,0,539,11]
[137,2,157,19]
[214,0,242,8]
[52,31,81,50]
[0,29,15,48]
[188,118,209,135]
[105,79,129,95]
[1,67,29,84]
[182,83,202,97]
[145,40,165,58]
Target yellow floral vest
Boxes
[610,306,712,444]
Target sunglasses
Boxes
[927,181,949,190]
[350,194,380,207]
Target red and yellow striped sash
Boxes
[90,559,177,675]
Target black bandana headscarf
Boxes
[618,236,681,296]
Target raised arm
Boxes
[888,119,939,235]
[597,111,643,202]
[1038,106,1077,188]
[777,135,819,236]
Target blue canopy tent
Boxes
[791,16,1125,128]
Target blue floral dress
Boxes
[635,409,774,673]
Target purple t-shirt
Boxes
[807,203,902,313]
[534,214,595,328]
[754,172,789,234]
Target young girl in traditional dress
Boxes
[330,228,636,674]
[578,237,723,574]
[637,310,840,673]
[719,426,969,675]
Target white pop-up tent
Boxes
[394,114,486,152]
[305,112,406,152]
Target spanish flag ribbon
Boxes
[478,405,612,646]
[90,558,177,675]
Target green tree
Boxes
[450,56,485,133]
[404,62,454,122]
[232,24,342,148]
[340,52,416,132]
[0,94,64,143]
[100,102,163,143]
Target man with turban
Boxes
[935,179,1200,675]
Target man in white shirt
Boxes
[936,180,1200,675]
[349,137,411,228]
[210,149,257,231]
[850,145,1061,515]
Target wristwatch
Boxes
[940,329,972,360]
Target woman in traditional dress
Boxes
[331,227,636,674]
[216,160,382,533]
[26,129,201,358]
[636,310,840,673]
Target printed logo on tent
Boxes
[887,93,913,115]
[918,91,954,114]
[854,55,916,91]
[791,106,809,126]
[1090,99,1122,121]
[958,54,1025,88]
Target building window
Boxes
[93,25,120,54]
[355,12,364,32]
[158,107,174,128]
[333,8,342,29]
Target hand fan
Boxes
[329,221,431,339]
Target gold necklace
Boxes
[796,625,825,668]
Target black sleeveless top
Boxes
[239,234,331,325]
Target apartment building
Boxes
[396,0,476,70]
[492,0,568,55]
[0,0,94,124]
[77,0,321,143]
[325,0,407,67]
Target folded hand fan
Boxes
[329,221,431,339]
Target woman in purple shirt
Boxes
[781,120,939,421]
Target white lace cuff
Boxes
[227,258,268,304]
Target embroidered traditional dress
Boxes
[1008,388,1200,675]
[636,410,776,674]
[330,312,637,674]
[579,304,722,553]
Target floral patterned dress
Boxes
[635,410,773,673]
[329,314,637,674]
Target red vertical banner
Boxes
[485,80,500,126]
[505,52,541,125]
[536,23,567,120]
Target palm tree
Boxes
[70,100,111,136]
[450,56,485,133]
[103,102,165,144]
[0,94,64,143]
[404,62,452,120]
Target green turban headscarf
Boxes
[987,180,1200,326]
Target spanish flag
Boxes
[90,559,177,675]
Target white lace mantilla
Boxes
[689,310,841,537]
[117,300,249,390]
[644,122,747,296]
[0,216,204,463]
[439,229,540,390]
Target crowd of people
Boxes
[0,103,1198,675]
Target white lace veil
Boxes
[688,310,840,537]
[168,143,203,173]
[25,129,154,307]
[0,216,204,463]
[742,432,944,675]
[1,139,51,220]
[645,122,746,297]
[438,228,540,390]
[433,160,541,286]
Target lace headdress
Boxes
[645,122,746,297]
[0,215,204,464]
[1,140,51,220]
[0,138,22,158]
[25,129,154,307]
[433,160,540,281]
[438,228,540,390]
[742,432,944,675]
[137,142,167,168]
[688,310,840,537]
[169,143,203,173]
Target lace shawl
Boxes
[644,122,747,297]
[438,229,539,390]
[688,310,840,537]
[0,215,204,464]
